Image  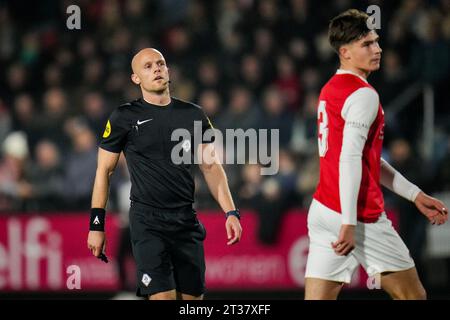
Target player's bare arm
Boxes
[198,143,242,245]
[87,148,120,257]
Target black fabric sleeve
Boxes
[99,109,129,153]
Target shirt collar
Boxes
[336,69,369,83]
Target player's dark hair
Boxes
[328,9,371,53]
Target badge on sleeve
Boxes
[103,120,111,138]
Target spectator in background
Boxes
[124,0,154,36]
[273,54,302,112]
[43,64,63,88]
[196,57,223,94]
[54,48,76,87]
[0,99,11,144]
[82,59,105,91]
[290,90,319,156]
[164,26,195,74]
[437,136,450,192]
[11,94,41,151]
[0,6,16,62]
[219,86,260,132]
[4,63,29,103]
[0,131,29,211]
[385,139,430,284]
[238,152,298,245]
[197,89,222,124]
[253,27,276,77]
[239,54,267,96]
[82,91,109,139]
[21,140,64,211]
[39,88,71,152]
[255,150,300,245]
[257,150,301,244]
[259,86,293,148]
[296,154,320,208]
[373,49,409,105]
[168,64,197,102]
[238,163,263,209]
[216,1,245,73]
[300,67,322,92]
[63,118,98,210]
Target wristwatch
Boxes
[225,209,241,220]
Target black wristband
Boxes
[225,209,240,220]
[90,208,106,231]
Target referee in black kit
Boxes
[87,48,242,300]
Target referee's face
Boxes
[131,48,170,94]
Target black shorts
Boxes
[129,201,207,297]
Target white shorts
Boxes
[305,199,415,283]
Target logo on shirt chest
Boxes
[137,118,153,126]
[133,118,154,134]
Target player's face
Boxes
[344,31,382,73]
[132,50,170,93]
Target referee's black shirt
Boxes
[100,97,214,209]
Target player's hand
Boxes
[414,191,448,225]
[332,224,355,256]
[225,216,242,245]
[87,231,106,257]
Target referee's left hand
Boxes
[226,216,242,245]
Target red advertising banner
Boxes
[0,213,121,292]
[0,210,398,292]
[202,210,378,290]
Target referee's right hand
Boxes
[226,216,242,245]
[87,231,106,257]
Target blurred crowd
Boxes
[0,0,450,248]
